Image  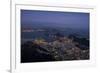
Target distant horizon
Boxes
[21,10,89,30]
[21,25,89,30]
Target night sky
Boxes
[21,10,89,29]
